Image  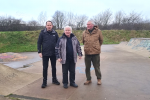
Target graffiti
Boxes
[0,55,13,59]
[128,38,134,46]
[76,66,94,74]
[76,63,94,74]
[0,53,27,62]
[127,38,150,51]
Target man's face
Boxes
[46,22,53,31]
[64,27,71,37]
[87,21,94,30]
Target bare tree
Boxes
[121,11,143,29]
[0,15,23,31]
[122,11,142,24]
[27,20,39,26]
[111,11,125,29]
[101,9,112,27]
[38,11,47,26]
[92,13,103,28]
[52,10,66,29]
[1,10,150,31]
[114,11,125,25]
[0,15,45,31]
[0,15,15,26]
[66,12,76,28]
[92,9,112,29]
[142,19,150,30]
[76,15,88,30]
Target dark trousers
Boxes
[62,60,76,84]
[85,54,101,80]
[42,55,57,81]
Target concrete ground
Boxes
[0,45,150,100]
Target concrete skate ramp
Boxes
[0,64,41,95]
[116,38,150,57]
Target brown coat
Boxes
[82,26,103,55]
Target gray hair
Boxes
[87,20,95,25]
[64,26,72,33]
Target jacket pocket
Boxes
[84,45,89,53]
[93,44,100,51]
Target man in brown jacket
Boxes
[82,20,103,85]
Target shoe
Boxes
[97,79,101,85]
[84,80,92,85]
[70,83,78,88]
[41,84,47,88]
[52,79,60,85]
[41,79,47,88]
[63,84,68,89]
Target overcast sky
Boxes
[0,0,150,21]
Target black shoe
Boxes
[41,84,47,88]
[41,79,47,88]
[70,83,78,88]
[52,79,60,85]
[63,84,68,89]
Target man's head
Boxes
[64,26,72,37]
[87,20,94,30]
[46,21,53,31]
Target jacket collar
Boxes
[85,25,99,34]
[62,33,75,38]
[43,28,56,33]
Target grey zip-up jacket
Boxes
[55,33,82,64]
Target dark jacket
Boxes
[37,28,59,56]
[55,33,82,64]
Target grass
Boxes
[0,31,39,53]
[0,30,150,53]
[5,94,20,100]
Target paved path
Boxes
[1,45,150,100]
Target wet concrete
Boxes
[1,45,150,100]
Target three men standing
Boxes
[37,21,60,88]
[37,20,103,89]
[82,20,103,85]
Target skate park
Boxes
[0,38,150,100]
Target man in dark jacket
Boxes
[37,21,60,88]
[55,26,82,89]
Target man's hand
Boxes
[57,58,62,62]
[79,56,82,59]
[39,53,42,58]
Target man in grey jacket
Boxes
[55,26,82,89]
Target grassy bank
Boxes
[0,31,39,53]
[0,30,150,53]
